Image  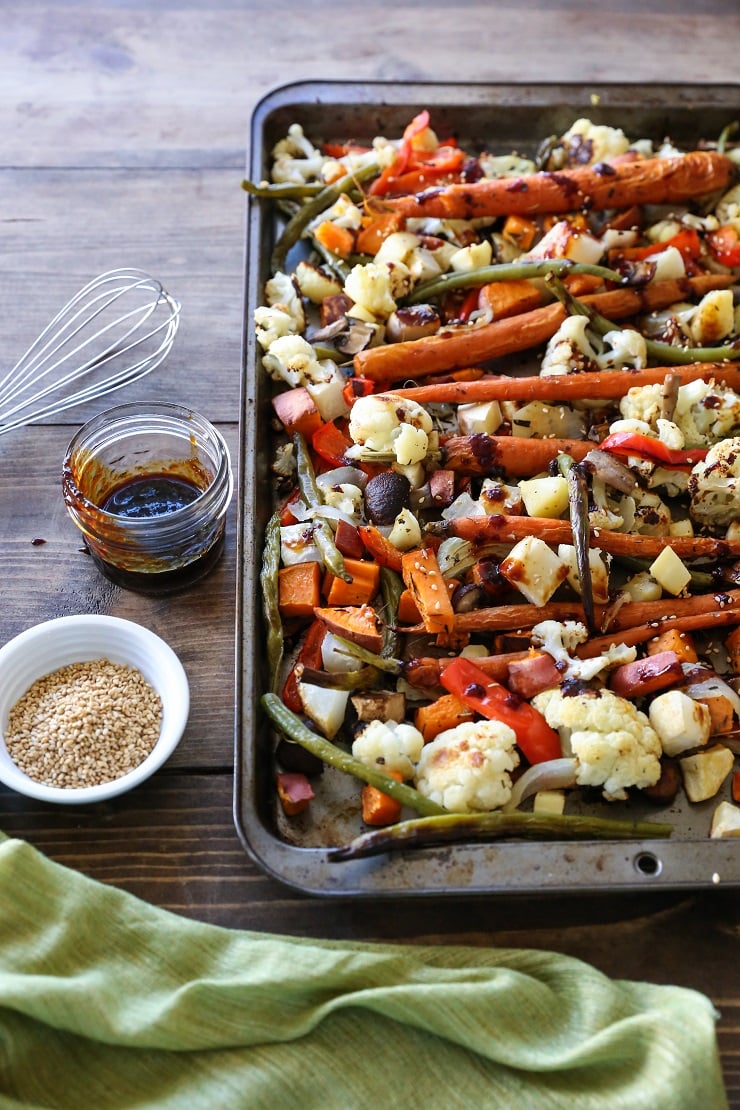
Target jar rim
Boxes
[62,401,233,535]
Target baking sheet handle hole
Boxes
[634,851,662,878]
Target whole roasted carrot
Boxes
[353,274,733,383]
[442,435,592,476]
[394,361,740,406]
[401,587,740,639]
[429,512,740,560]
[382,150,733,220]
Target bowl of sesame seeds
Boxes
[0,615,189,804]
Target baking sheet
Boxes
[235,80,740,897]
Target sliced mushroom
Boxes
[335,319,385,355]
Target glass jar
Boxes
[62,402,233,593]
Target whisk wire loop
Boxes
[0,268,181,436]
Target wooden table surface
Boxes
[1,1,738,1103]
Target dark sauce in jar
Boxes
[102,474,202,519]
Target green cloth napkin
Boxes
[0,833,727,1110]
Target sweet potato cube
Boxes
[725,625,740,674]
[278,562,322,620]
[647,627,698,664]
[271,387,323,438]
[313,603,384,653]
[414,693,475,743]
[695,693,736,735]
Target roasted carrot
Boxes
[278,562,322,620]
[361,771,404,826]
[442,435,593,477]
[401,546,455,638]
[393,361,740,407]
[577,609,740,658]
[313,219,355,258]
[401,587,740,638]
[381,150,733,220]
[323,558,381,607]
[429,513,740,561]
[414,693,475,742]
[353,274,733,382]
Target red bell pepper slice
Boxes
[615,227,702,263]
[311,421,354,468]
[599,431,707,469]
[707,224,740,268]
[439,656,562,765]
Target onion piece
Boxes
[315,466,368,491]
[289,499,360,529]
[503,757,578,813]
[582,448,637,494]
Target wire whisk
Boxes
[0,268,181,437]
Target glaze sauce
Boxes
[102,474,201,519]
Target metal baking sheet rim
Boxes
[235,79,740,898]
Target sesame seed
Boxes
[4,659,163,789]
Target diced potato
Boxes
[510,401,586,440]
[449,240,493,272]
[649,546,691,596]
[350,690,406,723]
[557,544,610,603]
[519,476,569,519]
[457,401,503,436]
[647,628,698,664]
[298,682,349,739]
[499,536,569,607]
[679,744,734,803]
[649,690,711,757]
[668,519,694,537]
[306,378,350,422]
[533,790,566,816]
[622,571,662,603]
[710,801,740,838]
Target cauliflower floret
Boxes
[262,335,334,388]
[352,719,425,780]
[264,271,306,332]
[620,378,740,449]
[414,720,520,813]
[540,316,599,376]
[308,192,363,232]
[254,304,297,351]
[594,328,647,371]
[532,687,661,801]
[557,118,630,166]
[689,437,740,528]
[347,393,433,465]
[271,124,326,185]
[344,261,412,320]
[531,620,636,683]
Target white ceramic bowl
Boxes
[0,615,189,804]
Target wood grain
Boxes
[0,2,738,1104]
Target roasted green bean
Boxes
[293,432,351,582]
[262,693,447,817]
[406,259,626,306]
[260,512,284,694]
[330,810,672,861]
